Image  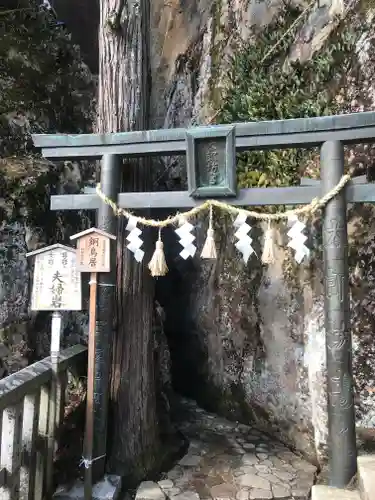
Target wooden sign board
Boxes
[26,244,82,312]
[70,228,116,273]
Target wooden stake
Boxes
[84,272,98,500]
[69,227,116,490]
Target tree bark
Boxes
[98,0,161,483]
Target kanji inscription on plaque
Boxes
[70,227,116,273]
[26,244,82,311]
[186,125,236,198]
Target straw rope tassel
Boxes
[148,228,168,277]
[261,220,276,265]
[201,205,217,259]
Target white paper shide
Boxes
[287,215,310,264]
[175,219,196,260]
[234,212,255,263]
[30,246,82,311]
[126,216,145,262]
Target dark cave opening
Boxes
[154,223,264,424]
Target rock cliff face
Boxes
[0,3,95,374]
[149,0,375,465]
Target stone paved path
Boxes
[148,400,317,500]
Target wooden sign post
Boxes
[70,228,116,500]
[26,244,82,498]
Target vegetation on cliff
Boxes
[0,1,94,230]
[215,6,366,189]
[0,1,95,375]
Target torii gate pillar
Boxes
[92,154,121,480]
[321,141,357,487]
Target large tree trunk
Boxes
[98,0,162,483]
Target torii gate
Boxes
[32,111,375,489]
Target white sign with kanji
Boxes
[27,244,82,311]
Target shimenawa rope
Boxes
[95,174,351,227]
[95,174,351,275]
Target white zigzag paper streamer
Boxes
[233,212,255,263]
[287,215,309,264]
[126,216,145,263]
[175,220,196,260]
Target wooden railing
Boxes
[0,344,87,500]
